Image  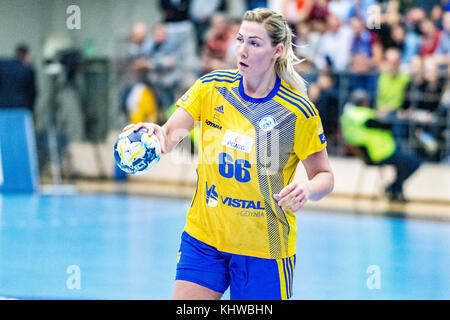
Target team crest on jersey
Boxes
[318,123,326,144]
[258,116,277,131]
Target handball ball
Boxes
[114,127,161,175]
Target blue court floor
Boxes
[0,193,449,300]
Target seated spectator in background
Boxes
[159,0,192,53]
[347,16,382,98]
[418,18,442,56]
[349,16,383,73]
[189,0,226,54]
[201,14,233,74]
[225,18,242,69]
[309,72,340,153]
[147,23,185,112]
[340,90,421,202]
[246,0,267,10]
[403,57,446,114]
[328,0,353,22]
[120,23,159,125]
[160,0,190,24]
[0,44,37,114]
[401,7,425,66]
[126,23,152,61]
[434,10,450,68]
[431,3,444,30]
[375,48,410,115]
[125,23,153,83]
[348,0,377,22]
[308,0,328,23]
[381,23,405,54]
[294,21,322,74]
[282,0,314,33]
[402,57,446,160]
[315,13,354,72]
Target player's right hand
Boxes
[122,122,167,154]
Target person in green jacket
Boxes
[341,90,421,202]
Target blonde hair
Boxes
[243,8,307,95]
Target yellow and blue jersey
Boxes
[176,69,326,259]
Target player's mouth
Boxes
[239,61,249,68]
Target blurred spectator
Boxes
[340,89,421,202]
[160,0,190,23]
[398,0,441,14]
[160,0,193,55]
[431,4,444,30]
[125,23,153,84]
[402,57,446,160]
[348,0,377,21]
[347,16,382,98]
[147,23,185,112]
[200,14,234,74]
[119,23,159,125]
[403,57,446,113]
[418,18,442,56]
[126,23,152,61]
[294,21,321,74]
[246,0,268,10]
[315,13,354,72]
[0,44,37,114]
[328,0,353,22]
[309,72,340,152]
[308,0,328,23]
[189,0,227,54]
[375,47,410,114]
[225,18,242,69]
[282,0,314,33]
[434,10,450,67]
[397,8,424,67]
[388,23,406,53]
[349,16,383,73]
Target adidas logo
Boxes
[214,105,224,114]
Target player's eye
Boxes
[236,36,244,43]
[250,40,260,47]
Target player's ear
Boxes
[273,43,284,60]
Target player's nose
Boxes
[236,43,248,59]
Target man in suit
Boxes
[0,44,37,113]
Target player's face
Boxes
[236,21,283,78]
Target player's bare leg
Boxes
[172,280,223,300]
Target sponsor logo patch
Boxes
[205,119,222,130]
[222,130,254,154]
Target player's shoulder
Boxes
[198,69,241,86]
[276,81,320,121]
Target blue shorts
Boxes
[175,231,296,300]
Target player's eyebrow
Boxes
[237,33,264,40]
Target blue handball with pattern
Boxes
[114,127,161,174]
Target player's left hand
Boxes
[273,183,311,212]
